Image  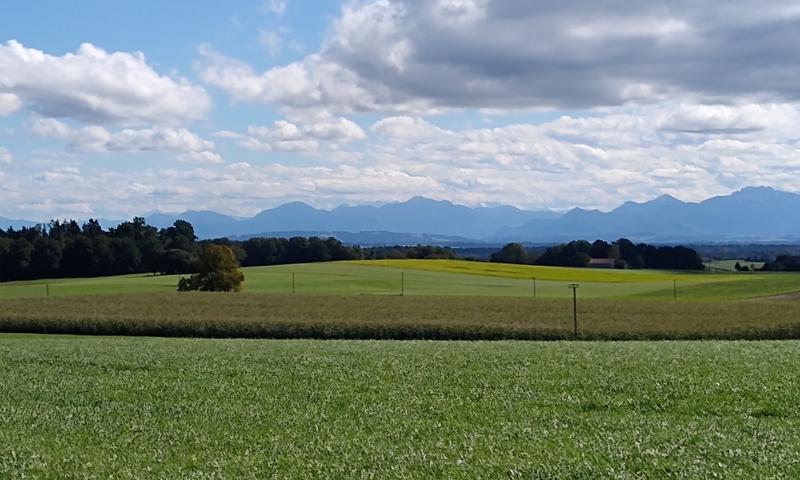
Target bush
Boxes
[178,244,244,292]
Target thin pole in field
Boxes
[46,283,50,298]
[569,283,579,339]
[292,272,296,295]
[532,277,537,298]
[401,272,405,296]
[673,279,677,300]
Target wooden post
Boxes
[532,277,537,298]
[569,284,579,339]
[401,272,405,296]
[46,283,50,298]
[673,279,677,300]
[292,272,296,295]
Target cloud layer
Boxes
[201,0,800,113]
[3,1,800,220]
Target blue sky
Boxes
[2,0,800,220]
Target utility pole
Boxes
[292,272,296,295]
[532,277,537,298]
[673,279,677,300]
[46,283,50,298]
[401,272,405,296]
[569,284,579,339]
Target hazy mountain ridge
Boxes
[144,196,558,240]
[3,187,799,243]
[501,187,800,242]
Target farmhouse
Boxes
[589,258,615,269]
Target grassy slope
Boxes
[1,334,798,479]
[706,259,766,272]
[353,259,722,282]
[3,260,798,301]
[2,293,800,340]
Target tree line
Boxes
[491,239,705,270]
[0,218,458,282]
[761,255,800,272]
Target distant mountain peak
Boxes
[739,185,777,193]
[651,193,683,204]
[405,195,451,206]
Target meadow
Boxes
[1,259,798,301]
[1,334,798,479]
[1,260,799,340]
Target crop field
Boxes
[2,292,800,340]
[1,259,799,301]
[1,334,798,479]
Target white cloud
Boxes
[105,128,214,153]
[177,151,224,165]
[31,117,73,139]
[0,147,11,164]
[0,40,210,126]
[0,93,22,116]
[263,0,287,15]
[222,113,366,154]
[31,117,220,162]
[656,103,798,134]
[372,116,452,140]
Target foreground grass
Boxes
[2,292,800,340]
[1,335,798,479]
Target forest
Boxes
[491,239,706,270]
[0,218,457,282]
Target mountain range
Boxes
[3,187,799,244]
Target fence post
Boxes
[673,279,677,300]
[401,272,405,296]
[292,272,296,295]
[569,284,579,339]
[532,277,537,298]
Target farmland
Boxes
[1,259,800,340]
[2,260,800,478]
[1,334,799,479]
[1,259,799,301]
[2,292,800,340]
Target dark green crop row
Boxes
[1,292,799,340]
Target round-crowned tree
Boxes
[178,244,244,292]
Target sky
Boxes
[2,0,800,220]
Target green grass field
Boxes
[1,260,798,301]
[706,259,766,272]
[1,334,798,479]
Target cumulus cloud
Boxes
[220,113,366,154]
[177,151,224,165]
[199,0,800,113]
[0,93,21,116]
[656,103,798,134]
[0,40,210,126]
[31,117,220,162]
